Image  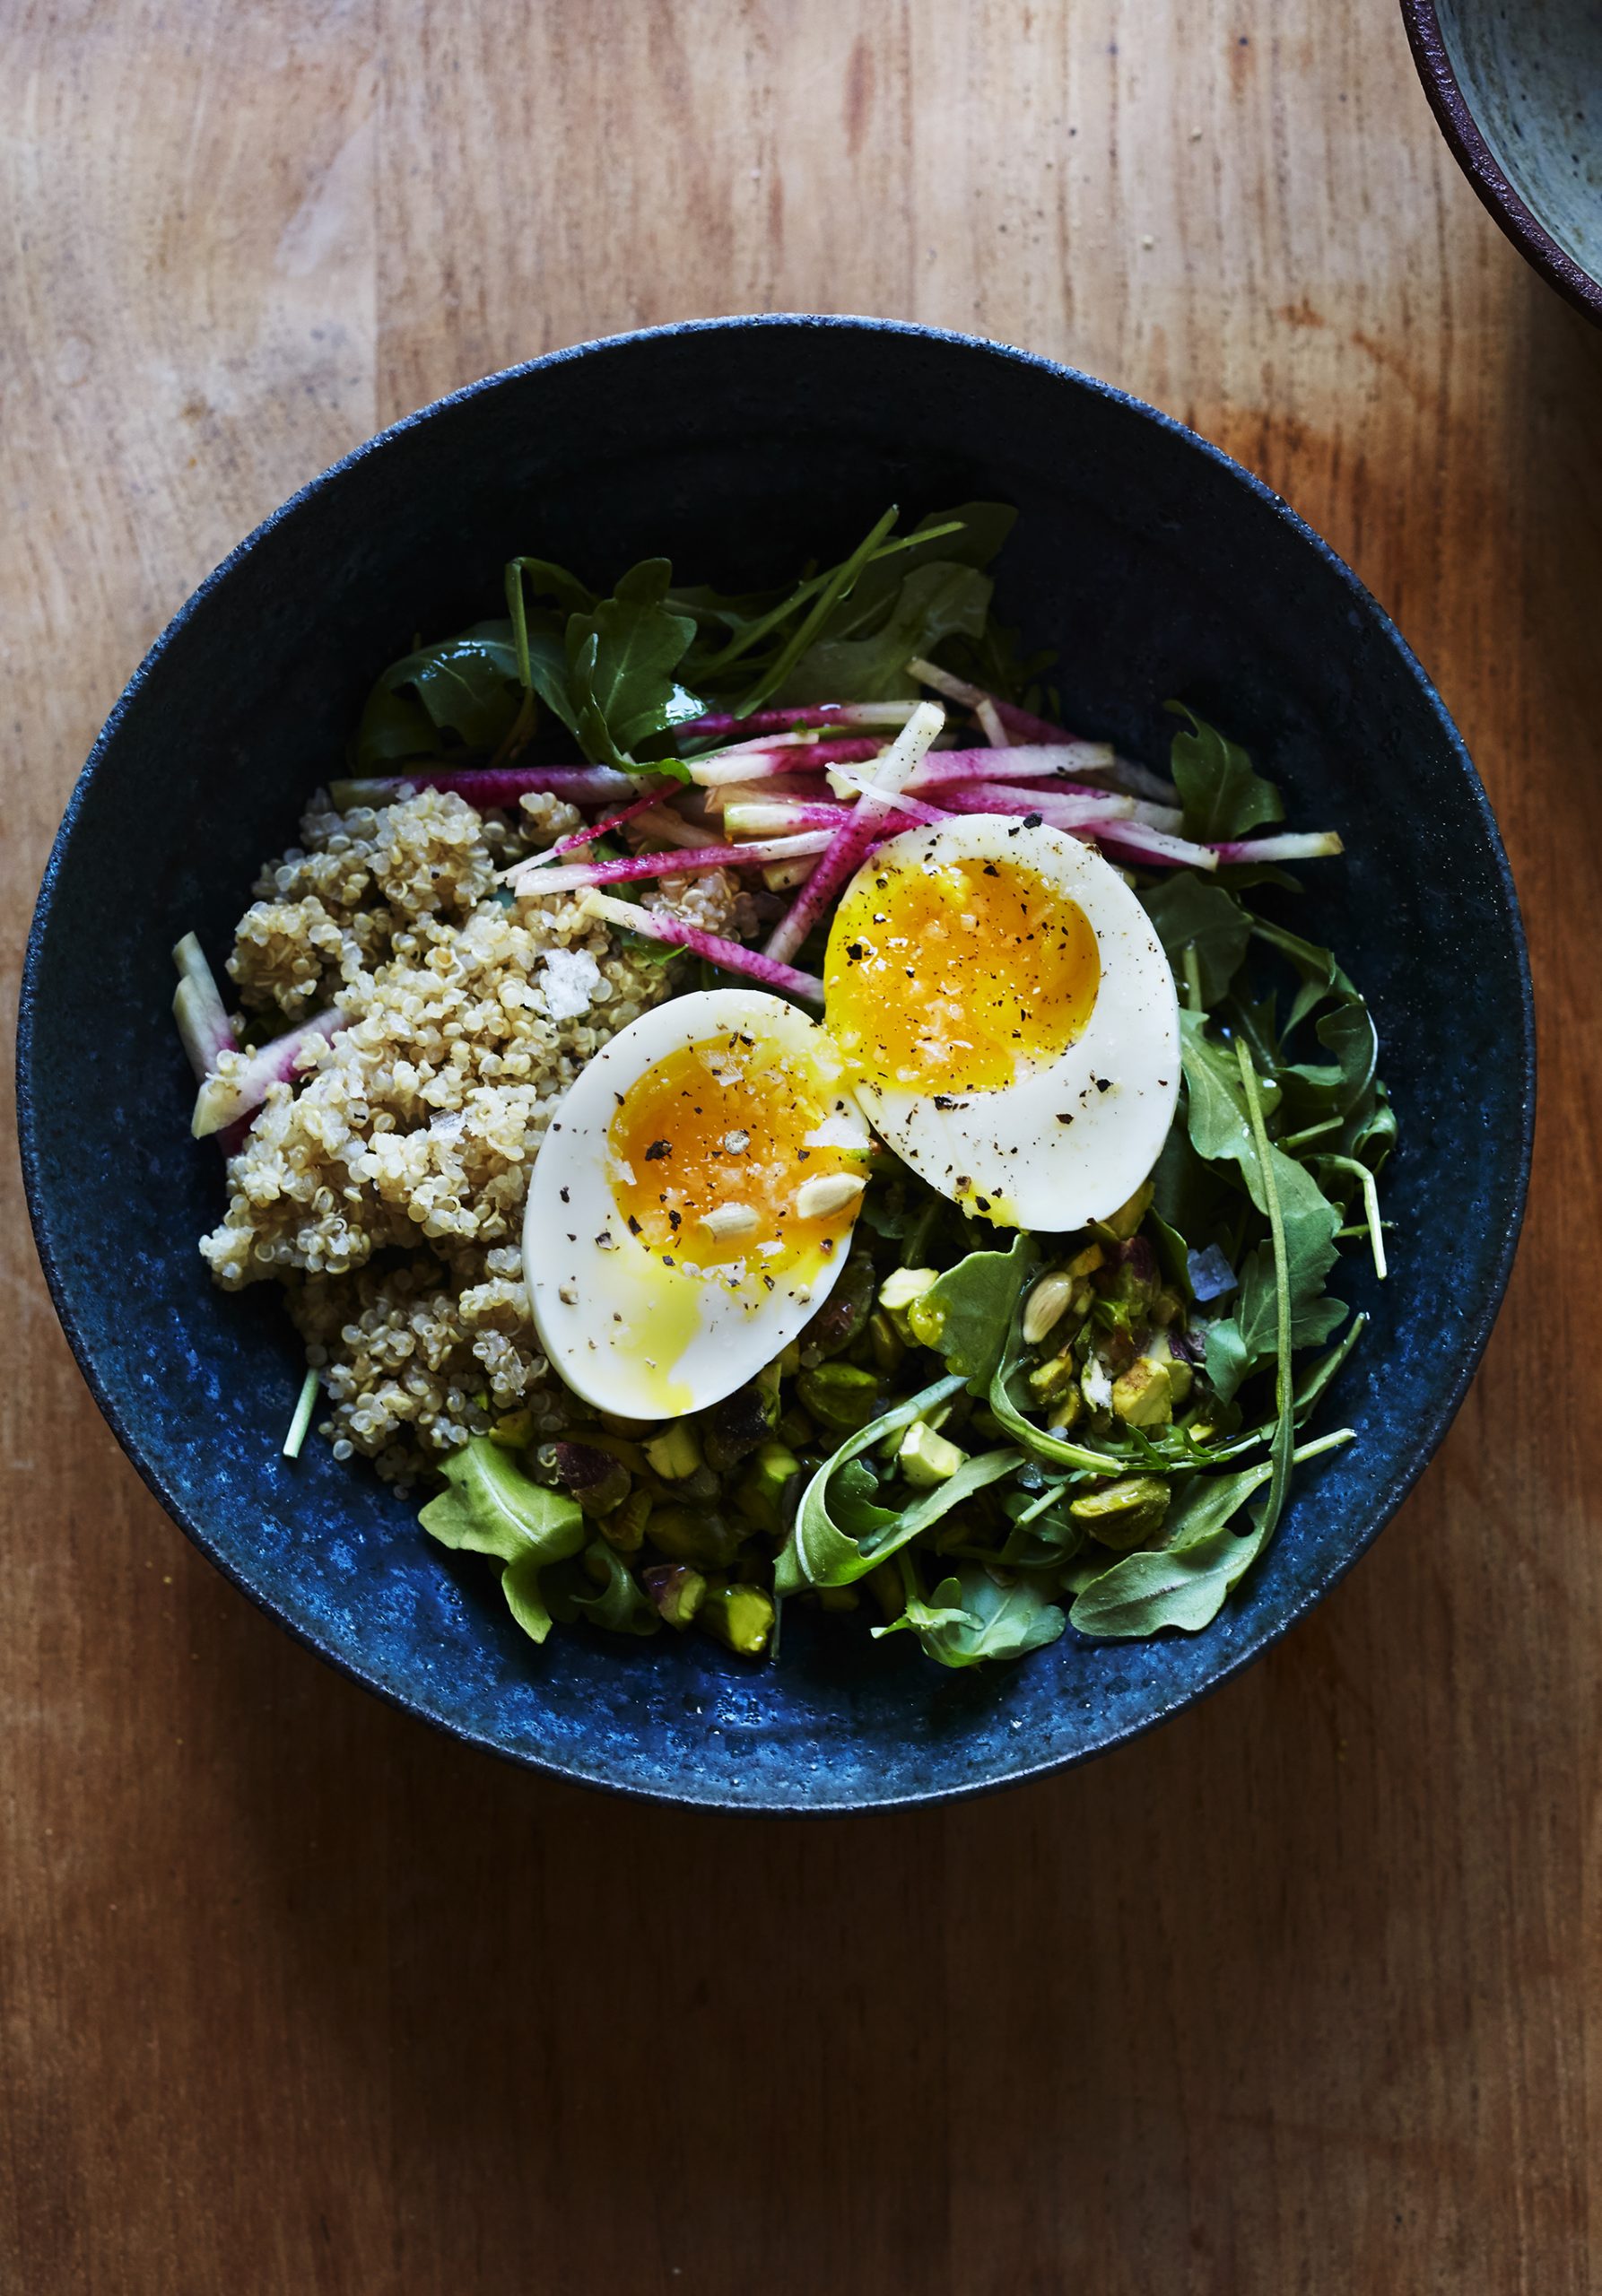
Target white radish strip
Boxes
[680,701,919,741]
[1211,831,1345,863]
[1093,822,1220,872]
[833,743,1115,790]
[701,773,834,815]
[576,890,826,1004]
[510,831,832,897]
[762,857,818,891]
[830,761,953,828]
[171,934,236,1079]
[764,701,945,965]
[906,656,993,712]
[1130,799,1186,832]
[690,738,886,789]
[1078,754,1181,804]
[976,698,1011,748]
[628,805,723,849]
[192,1009,344,1138]
[173,976,235,1080]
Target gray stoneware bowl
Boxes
[17,317,1535,1812]
[1403,0,1602,323]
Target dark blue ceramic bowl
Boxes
[18,317,1533,1812]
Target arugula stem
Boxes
[735,507,900,715]
[505,559,534,691]
[1316,1154,1389,1279]
[282,1366,320,1460]
[1278,1115,1343,1153]
[699,520,965,674]
[1182,943,1204,1013]
[1234,1039,1294,1544]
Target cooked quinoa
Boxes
[200,784,749,1483]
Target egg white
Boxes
[831,817,1180,1231]
[524,987,870,1419]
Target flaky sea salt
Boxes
[540,945,603,1020]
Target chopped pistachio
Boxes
[700,1580,776,1657]
[1110,1356,1173,1427]
[866,1308,905,1375]
[642,1561,706,1628]
[702,1380,780,1474]
[642,1422,702,1480]
[1064,1241,1106,1281]
[1047,1386,1083,1432]
[647,1504,747,1568]
[487,1406,535,1450]
[733,1439,801,1535]
[600,1488,651,1554]
[534,1440,631,1518]
[1069,1474,1171,1549]
[797,1361,880,1431]
[878,1265,940,1342]
[1102,1180,1154,1240]
[897,1419,968,1488]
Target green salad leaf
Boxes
[880,1564,1067,1667]
[565,559,704,766]
[779,560,995,705]
[775,1373,1022,1593]
[1068,1429,1354,1637]
[1140,875,1251,1006]
[419,1437,587,1646]
[1166,703,1284,840]
[356,623,526,768]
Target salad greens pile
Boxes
[353,503,1032,775]
[369,506,1392,1668]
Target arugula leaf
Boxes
[1178,1013,1340,1400]
[565,559,704,766]
[779,561,994,704]
[1233,1038,1294,1544]
[560,1542,659,1638]
[1140,876,1251,1007]
[418,1438,587,1648]
[1166,703,1284,841]
[775,1373,1023,1592]
[888,1565,1066,1667]
[919,1235,1032,1392]
[1067,1429,1353,1637]
[356,624,525,768]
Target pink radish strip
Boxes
[192,1009,345,1138]
[527,782,676,863]
[765,702,945,965]
[577,891,826,1004]
[330,765,637,812]
[1210,831,1344,864]
[689,738,884,787]
[1093,822,1220,872]
[678,702,917,741]
[932,781,1136,823]
[855,743,1116,787]
[510,831,832,897]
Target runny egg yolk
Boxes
[606,1032,866,1277]
[824,848,1101,1092]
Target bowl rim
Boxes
[1400,0,1602,326]
[16,314,1537,1812]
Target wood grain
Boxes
[4,2,1599,2289]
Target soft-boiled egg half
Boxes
[525,988,871,1418]
[823,816,1179,1231]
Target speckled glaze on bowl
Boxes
[1403,0,1602,324]
[17,318,1534,1813]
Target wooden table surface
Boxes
[4,3,1599,2289]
